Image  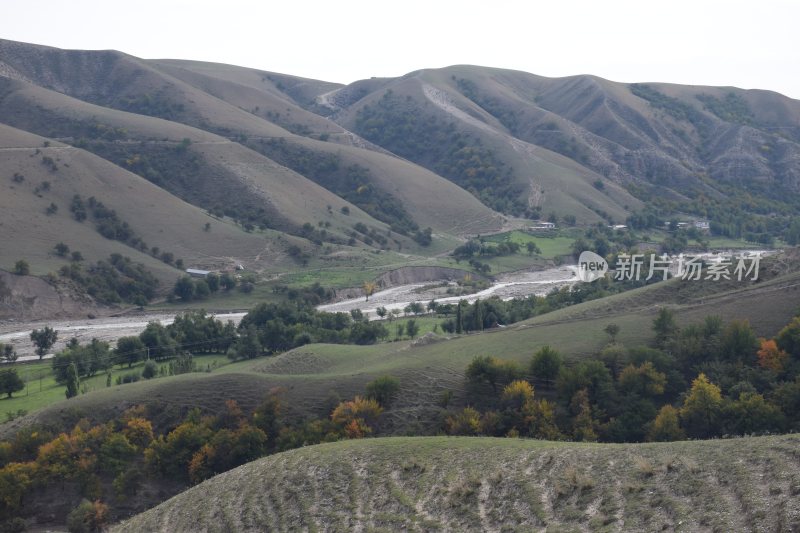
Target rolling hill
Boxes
[113,435,800,532]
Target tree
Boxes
[220,272,237,291]
[54,242,70,257]
[444,407,482,435]
[1,343,17,363]
[0,369,24,398]
[66,499,109,533]
[756,339,788,373]
[142,360,158,379]
[206,273,220,292]
[365,375,401,407]
[228,325,261,360]
[618,362,666,398]
[530,346,562,382]
[776,316,800,357]
[194,280,210,300]
[719,319,758,362]
[406,319,419,339]
[680,373,722,438]
[526,241,541,256]
[13,260,29,276]
[115,336,147,368]
[30,326,58,358]
[723,392,785,435]
[604,324,620,343]
[331,396,383,437]
[363,281,377,302]
[652,308,678,348]
[65,363,80,399]
[376,306,388,319]
[570,389,598,442]
[173,276,195,301]
[647,405,685,442]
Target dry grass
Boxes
[112,434,800,532]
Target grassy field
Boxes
[483,230,576,258]
[0,354,233,417]
[113,433,800,532]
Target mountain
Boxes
[3,38,800,290]
[113,435,800,532]
[327,65,800,239]
[0,39,509,295]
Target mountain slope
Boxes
[328,64,800,229]
[0,122,293,278]
[113,435,800,532]
[0,40,505,242]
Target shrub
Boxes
[66,499,109,533]
[365,376,401,407]
[142,360,158,379]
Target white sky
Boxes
[1,0,799,99]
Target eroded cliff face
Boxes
[0,270,103,321]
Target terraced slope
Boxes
[113,435,800,532]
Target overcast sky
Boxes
[2,0,799,99]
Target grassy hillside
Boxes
[0,123,288,280]
[113,434,800,532]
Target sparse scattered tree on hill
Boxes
[54,242,70,257]
[526,241,541,256]
[604,324,620,343]
[13,260,30,276]
[376,306,387,319]
[30,326,57,359]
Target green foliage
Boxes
[30,326,57,358]
[12,260,29,276]
[0,370,24,399]
[680,373,722,439]
[258,140,421,237]
[59,254,158,305]
[65,363,79,399]
[354,90,527,215]
[66,499,109,533]
[465,356,524,394]
[719,320,758,362]
[697,92,754,125]
[115,337,147,368]
[365,376,401,407]
[530,346,563,382]
[652,308,678,349]
[141,360,158,380]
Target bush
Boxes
[12,260,29,276]
[365,376,401,407]
[66,499,109,533]
[142,360,158,379]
